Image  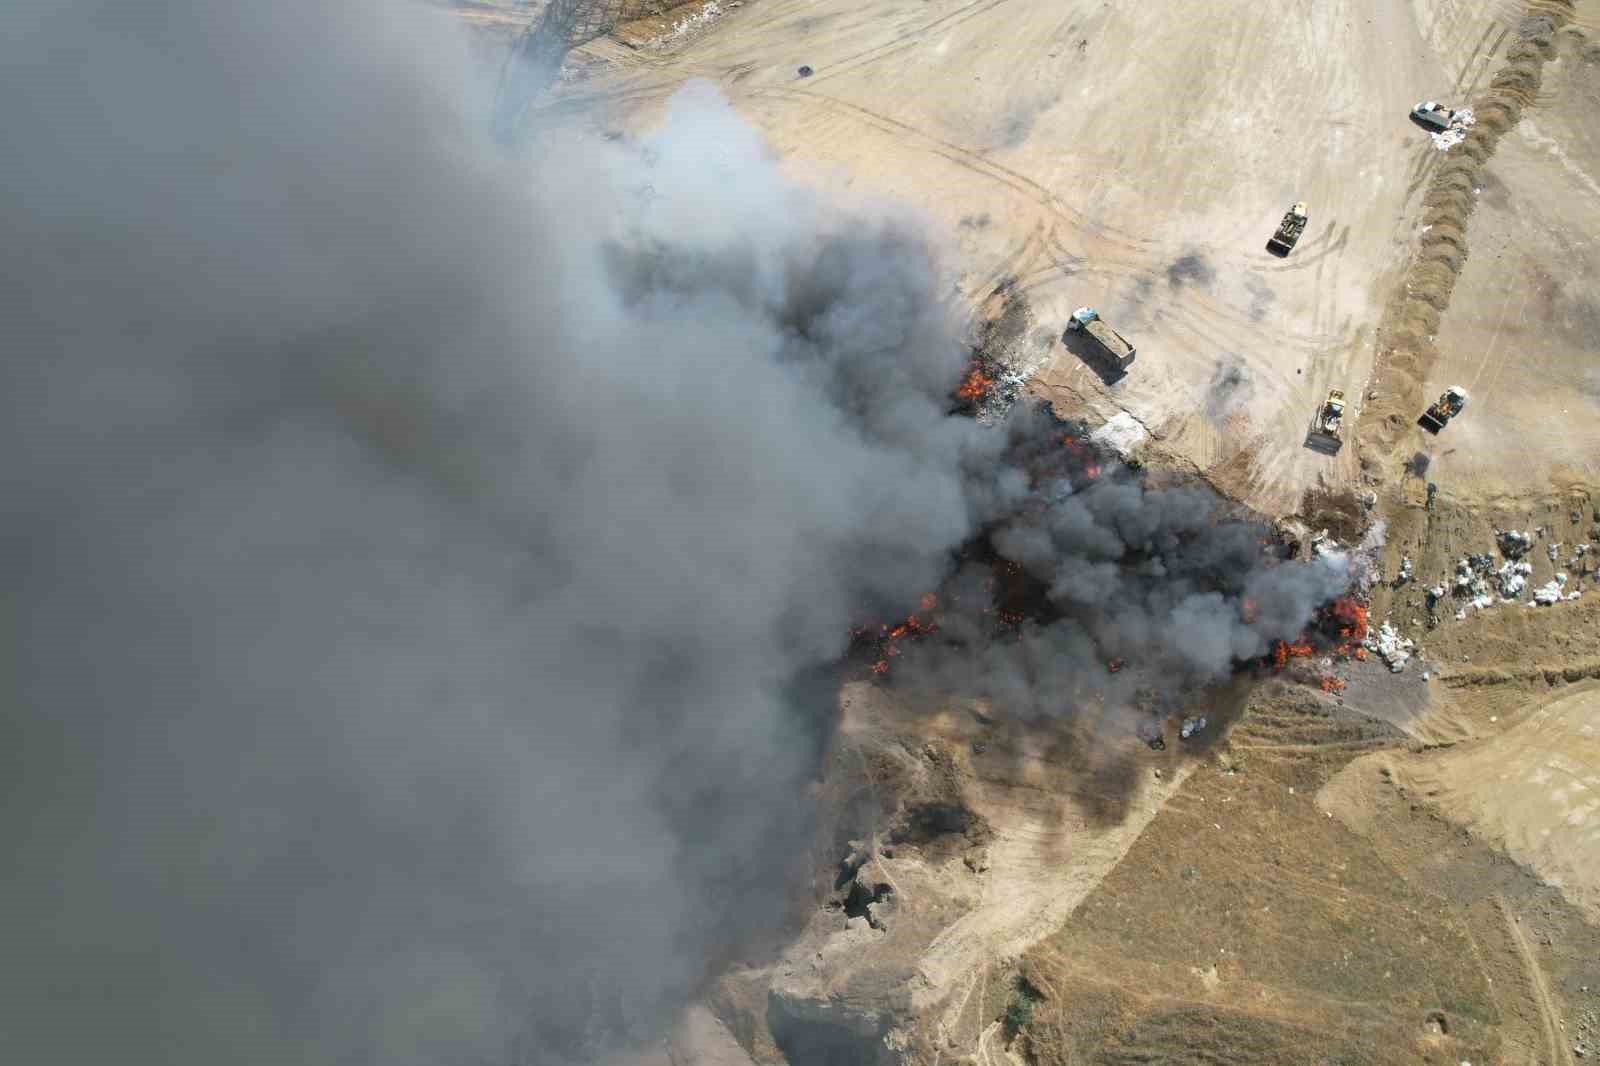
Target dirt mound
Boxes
[1360,2,1576,478]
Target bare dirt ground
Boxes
[1400,681,1600,922]
[533,0,1502,516]
[455,1,1600,1061]
[711,681,1228,1064]
[1418,19,1600,498]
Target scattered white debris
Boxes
[1089,412,1148,458]
[1430,107,1475,150]
[1427,584,1446,603]
[1548,542,1563,563]
[1180,715,1208,740]
[1538,583,1567,604]
[1455,554,1497,605]
[650,1,724,47]
[1531,578,1582,606]
[1497,560,1533,598]
[1366,621,1416,673]
[1395,556,1414,586]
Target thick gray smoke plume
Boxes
[0,3,1344,1065]
[897,424,1350,719]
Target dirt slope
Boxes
[1400,681,1600,923]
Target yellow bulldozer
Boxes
[1305,388,1345,453]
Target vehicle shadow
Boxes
[1302,428,1344,455]
[1060,329,1129,387]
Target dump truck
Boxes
[1310,388,1346,447]
[1411,101,1458,132]
[1064,307,1136,371]
[1267,202,1309,256]
[1418,385,1468,434]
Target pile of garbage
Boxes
[1365,621,1416,673]
[1089,412,1148,458]
[1442,528,1585,617]
[1497,528,1534,558]
[1452,553,1499,618]
[1532,573,1582,606]
[1431,107,1475,151]
[1392,555,1414,587]
[1497,559,1533,598]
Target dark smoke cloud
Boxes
[0,3,1345,1064]
[892,406,1349,719]
[2,3,988,1063]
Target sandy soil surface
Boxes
[1399,681,1600,922]
[1021,680,1600,1065]
[528,0,1536,515]
[526,0,1551,515]
[1421,17,1600,499]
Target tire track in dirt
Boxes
[1500,895,1576,1066]
[1459,24,1514,96]
[801,0,1025,89]
[746,86,1158,253]
[1358,0,1578,478]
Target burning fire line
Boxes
[869,375,1371,696]
[1265,596,1368,692]
[853,592,940,676]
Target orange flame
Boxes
[1271,639,1315,669]
[955,361,993,402]
[1326,597,1368,642]
[861,595,940,679]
